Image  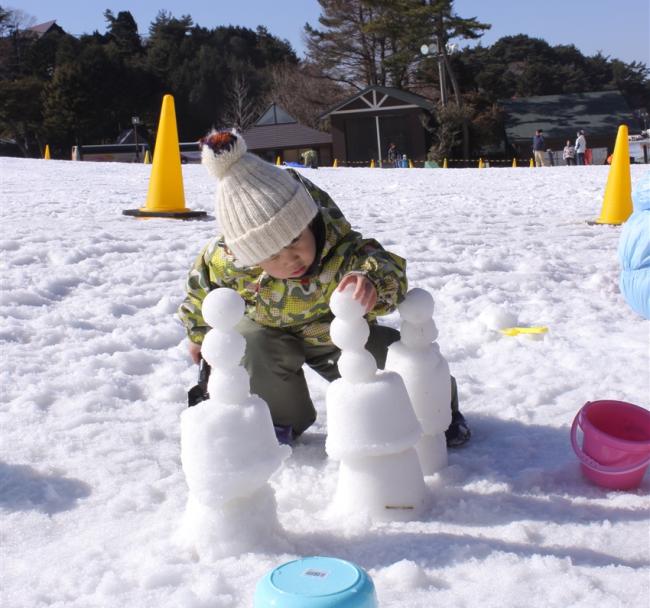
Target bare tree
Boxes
[265,61,349,130]
[221,72,265,131]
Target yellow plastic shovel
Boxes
[500,326,549,337]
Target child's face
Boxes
[258,227,316,279]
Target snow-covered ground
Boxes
[1,157,648,608]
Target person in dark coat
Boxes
[532,130,547,167]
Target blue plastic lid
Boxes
[254,556,377,608]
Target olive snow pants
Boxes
[236,316,459,436]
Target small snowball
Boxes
[375,559,430,591]
[398,288,434,323]
[207,366,250,404]
[330,317,369,350]
[330,285,365,320]
[202,288,245,330]
[400,319,438,349]
[337,350,377,382]
[200,328,245,368]
[478,305,518,330]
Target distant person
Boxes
[575,130,587,165]
[301,148,318,169]
[532,129,547,167]
[563,140,576,166]
[387,142,399,168]
[546,148,555,166]
[400,154,408,168]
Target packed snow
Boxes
[386,288,451,474]
[1,157,649,607]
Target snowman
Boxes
[385,288,451,475]
[179,288,290,559]
[325,285,426,521]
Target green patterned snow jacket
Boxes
[178,170,407,346]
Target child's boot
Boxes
[445,411,471,447]
[274,424,294,446]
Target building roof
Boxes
[242,103,331,150]
[500,90,636,142]
[321,86,435,119]
[27,20,62,38]
[255,104,297,126]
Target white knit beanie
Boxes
[201,129,318,266]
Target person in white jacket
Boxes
[575,130,587,165]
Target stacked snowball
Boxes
[386,288,451,474]
[326,285,426,521]
[179,288,290,559]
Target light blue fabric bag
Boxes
[618,171,650,319]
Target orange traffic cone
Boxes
[123,95,206,219]
[590,125,633,225]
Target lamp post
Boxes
[420,38,447,106]
[131,115,141,162]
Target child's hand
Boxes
[188,341,202,364]
[337,273,377,313]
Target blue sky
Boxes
[11,0,650,65]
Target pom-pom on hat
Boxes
[201,129,318,266]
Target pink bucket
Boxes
[570,400,650,490]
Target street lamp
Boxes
[131,115,141,162]
[420,38,447,106]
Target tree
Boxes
[104,10,142,56]
[266,61,347,129]
[424,101,472,161]
[221,70,265,130]
[42,44,137,150]
[0,76,43,155]
[305,0,489,93]
[0,6,35,79]
[304,0,386,89]
[305,1,490,154]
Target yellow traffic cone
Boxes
[123,94,206,219]
[275,156,281,166]
[370,159,375,168]
[591,125,633,225]
[443,158,448,169]
[408,159,413,168]
[143,149,151,164]
[478,158,483,169]
[333,158,338,168]
[512,158,517,168]
[44,144,51,160]
[529,158,534,168]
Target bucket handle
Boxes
[571,410,650,475]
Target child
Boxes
[562,140,576,166]
[178,130,470,446]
